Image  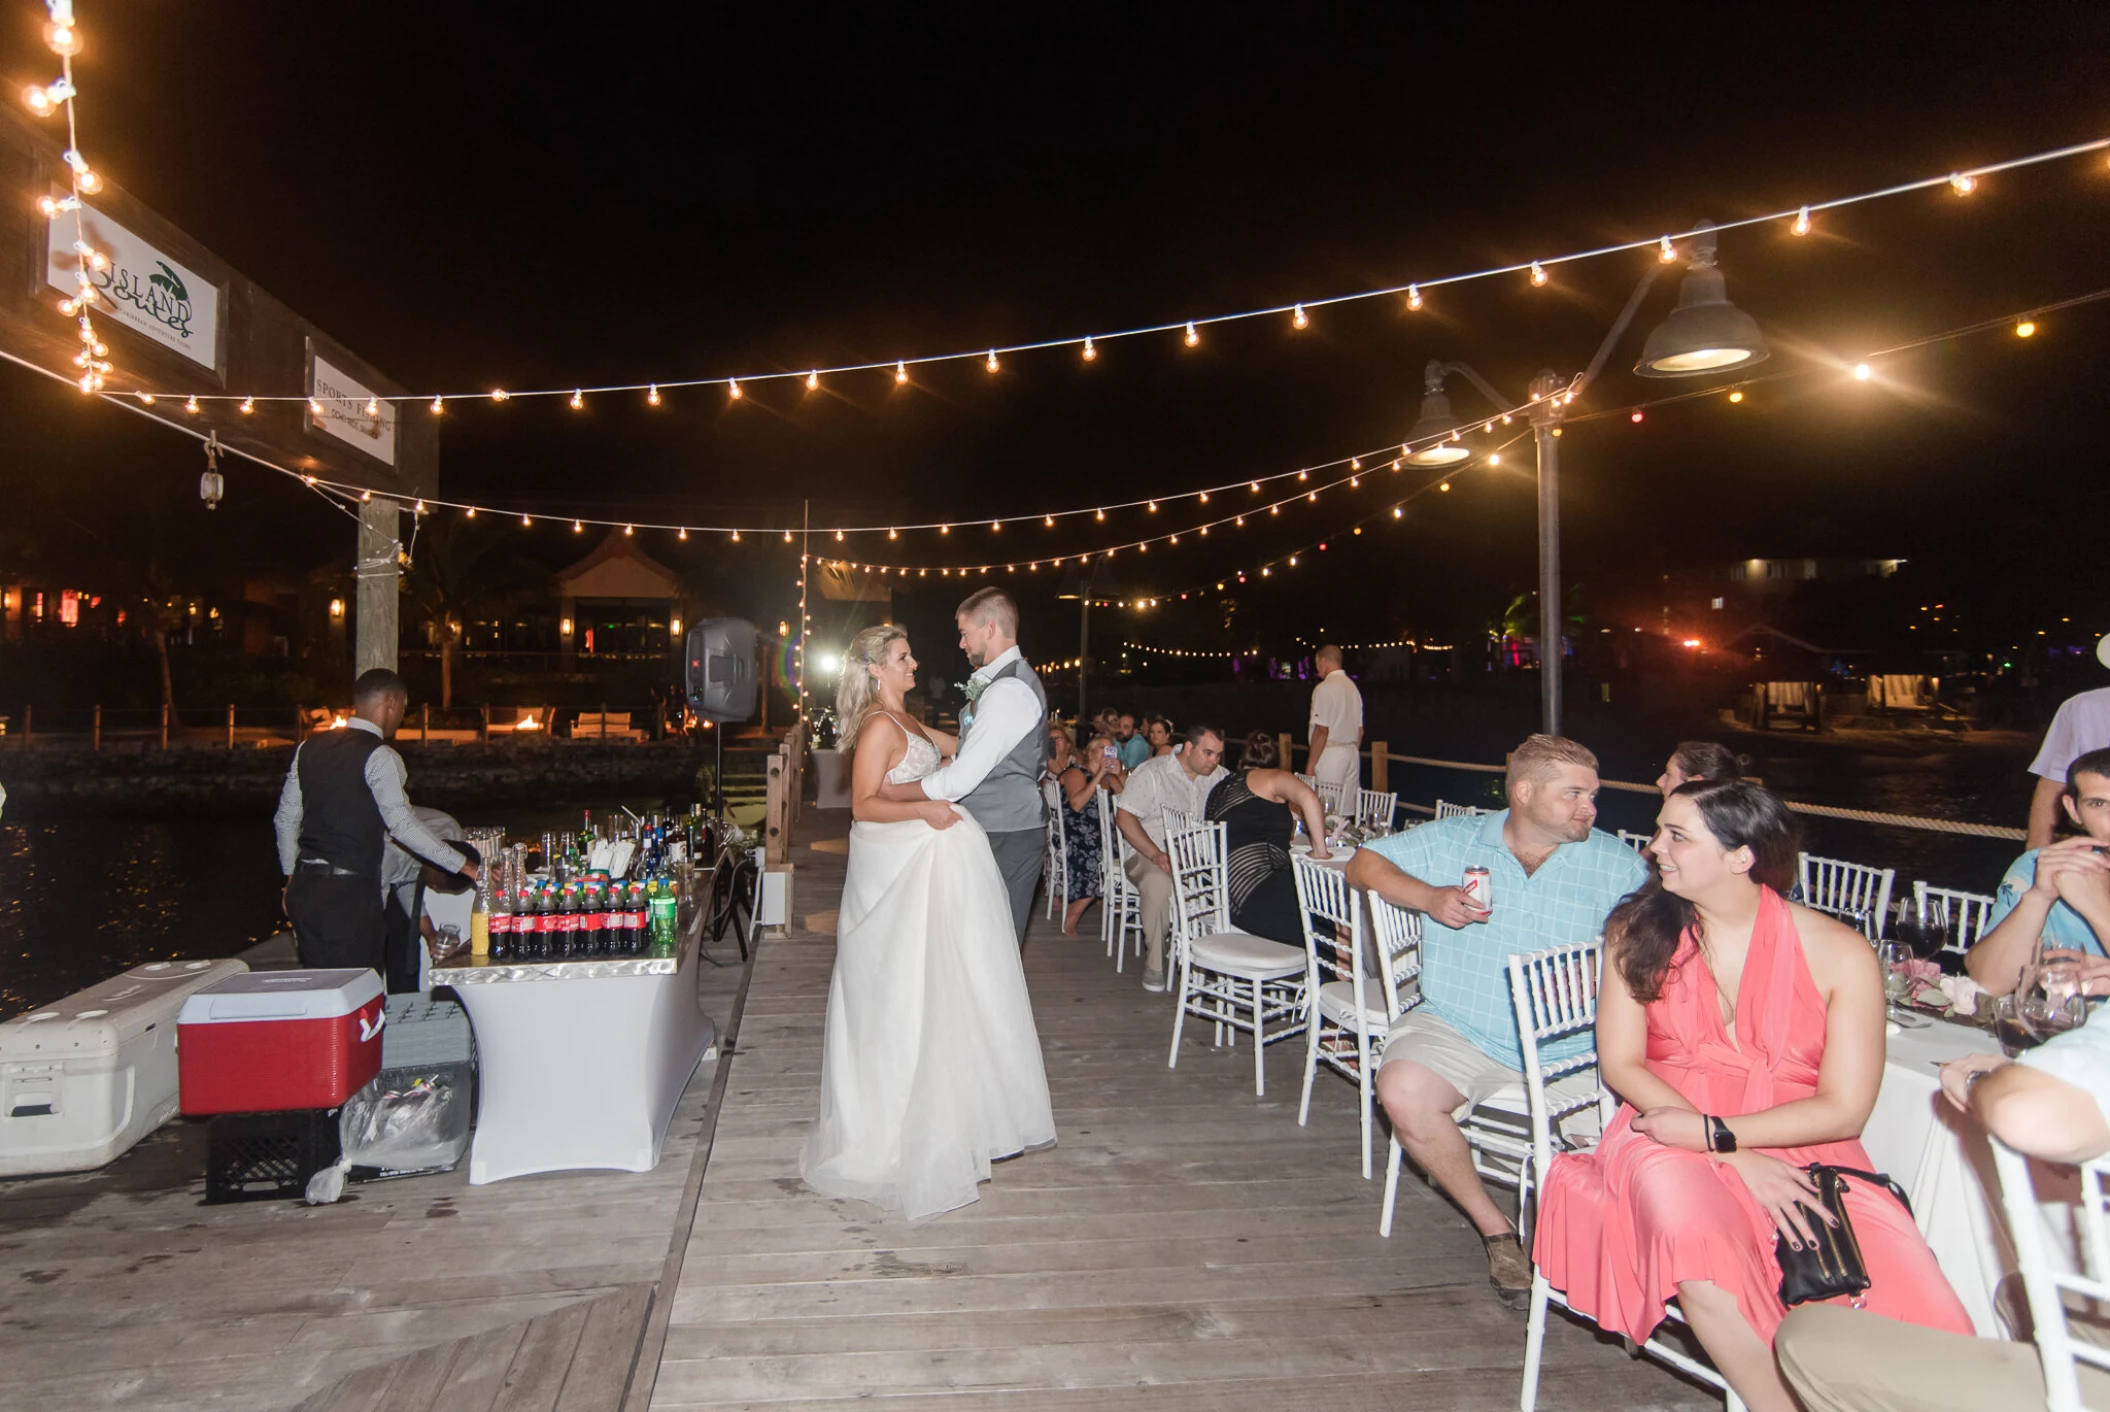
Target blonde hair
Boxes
[836,623,908,762]
[1505,733,1600,795]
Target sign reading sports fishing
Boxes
[44,201,220,370]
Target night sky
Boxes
[6,2,2109,659]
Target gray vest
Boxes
[960,655,1048,835]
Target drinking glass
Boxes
[1879,939,1929,1027]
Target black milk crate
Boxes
[204,1107,341,1204]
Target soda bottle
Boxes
[581,883,604,956]
[551,884,574,958]
[626,882,648,955]
[529,885,551,959]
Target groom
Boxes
[883,586,1047,943]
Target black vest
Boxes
[294,729,388,874]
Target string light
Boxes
[1949,171,1976,196]
[986,350,999,373]
[1853,363,1873,381]
[1407,285,1423,311]
[431,396,445,414]
[365,397,380,417]
[2016,320,2037,338]
[648,384,661,405]
[624,524,633,536]
[1658,236,1676,263]
[1630,410,1645,423]
[896,360,908,383]
[491,389,509,402]
[1793,206,1811,236]
[1082,337,1096,361]
[1183,321,1199,347]
[678,527,688,540]
[1529,261,1549,287]
[728,379,742,400]
[573,519,583,532]
[570,389,583,409]
[1728,389,1744,403]
[1487,453,1500,465]
[184,395,198,414]
[521,514,532,526]
[239,397,254,414]
[806,370,819,390]
[1292,303,1308,329]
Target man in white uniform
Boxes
[1307,645,1362,805]
[2025,635,2110,847]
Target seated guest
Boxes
[1203,731,1331,945]
[1113,712,1151,770]
[1144,712,1176,758]
[1536,779,1970,1412]
[1115,723,1228,992]
[1347,734,1646,1308]
[1046,725,1123,935]
[1777,1000,2110,1410]
[1968,745,2110,997]
[1655,740,1749,796]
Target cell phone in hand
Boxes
[1102,745,1118,762]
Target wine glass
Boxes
[1878,939,1929,1027]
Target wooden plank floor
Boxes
[651,821,1716,1410]
[0,916,753,1412]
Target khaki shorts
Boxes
[1379,1006,1523,1118]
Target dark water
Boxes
[0,741,2038,1016]
[0,798,682,1015]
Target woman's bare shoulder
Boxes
[1784,900,1881,987]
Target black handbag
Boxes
[1775,1164,1913,1307]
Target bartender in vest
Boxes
[274,669,478,973]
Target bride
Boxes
[799,624,1056,1220]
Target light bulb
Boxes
[783,530,792,542]
[573,519,583,532]
[679,527,688,540]
[1438,482,1450,493]
[1488,453,1501,465]
[1249,481,1260,493]
[365,397,380,417]
[730,529,740,541]
[940,524,950,534]
[522,514,532,526]
[466,506,477,518]
[414,500,426,514]
[1095,508,1105,521]
[1271,504,1280,515]
[624,524,633,536]
[986,350,999,373]
[37,193,77,217]
[1659,235,1678,263]
[184,395,198,413]
[54,296,74,315]
[1728,390,1744,403]
[239,397,254,414]
[1530,261,1548,286]
[1169,534,1178,544]
[834,529,844,541]
[806,370,819,390]
[570,389,583,409]
[76,168,101,194]
[728,379,742,400]
[1235,515,1245,526]
[46,21,82,57]
[895,360,908,383]
[24,84,54,117]
[1350,475,1360,486]
[1407,284,1423,311]
[361,489,373,502]
[648,384,661,405]
[1292,303,1308,329]
[991,520,1001,532]
[1183,321,1199,347]
[1082,337,1096,361]
[1200,525,1208,535]
[1289,556,1298,567]
[136,391,153,405]
[1853,363,1872,381]
[2016,320,2037,338]
[1043,514,1053,527]
[309,398,323,415]
[491,388,509,402]
[1793,205,1811,236]
[431,396,445,413]
[1949,171,1976,196]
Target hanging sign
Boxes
[44,201,220,369]
[308,351,399,467]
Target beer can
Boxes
[1462,866,1493,912]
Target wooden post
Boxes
[600,702,609,742]
[91,703,101,752]
[1371,740,1388,793]
[764,745,790,867]
[1277,731,1293,772]
[421,702,429,742]
[160,702,169,750]
[481,704,490,741]
[226,703,236,749]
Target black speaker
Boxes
[684,619,759,723]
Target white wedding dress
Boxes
[799,719,1056,1220]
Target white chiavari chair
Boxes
[1511,942,1742,1412]
[1166,822,1307,1097]
[1911,881,1996,957]
[1433,799,1487,821]
[1099,790,1143,971]
[1354,789,1399,834]
[1617,828,1654,854]
[1992,1138,2110,1412]
[1042,787,1068,921]
[1293,855,1384,1178]
[1798,853,1896,940]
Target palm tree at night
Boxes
[401,515,548,709]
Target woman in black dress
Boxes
[1204,731,1332,945]
[1046,725,1123,934]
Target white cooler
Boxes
[0,958,250,1176]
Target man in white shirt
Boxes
[2025,643,2110,847]
[1307,646,1363,804]
[884,587,1048,942]
[1114,723,1228,991]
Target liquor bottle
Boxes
[578,808,596,859]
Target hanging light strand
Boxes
[151,137,2110,409]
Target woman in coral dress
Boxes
[1534,780,1970,1412]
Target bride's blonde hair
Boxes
[836,623,909,761]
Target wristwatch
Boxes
[1707,1115,1738,1154]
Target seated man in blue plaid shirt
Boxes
[1347,734,1646,1310]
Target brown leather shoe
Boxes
[1483,1232,1532,1310]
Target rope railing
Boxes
[1375,753,2026,842]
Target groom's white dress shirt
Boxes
[919,645,1037,803]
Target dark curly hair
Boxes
[1608,779,1800,1003]
[1241,730,1279,769]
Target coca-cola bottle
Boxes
[580,883,605,956]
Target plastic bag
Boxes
[340,1064,472,1174]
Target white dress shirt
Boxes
[274,717,470,876]
[1309,669,1363,750]
[919,645,1039,803]
[1116,753,1228,850]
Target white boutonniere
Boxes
[961,677,989,703]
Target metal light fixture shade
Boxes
[1406,380,1470,466]
[1636,221,1768,377]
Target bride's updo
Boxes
[836,624,908,761]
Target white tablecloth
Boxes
[432,932,717,1184]
[1864,1015,2080,1337]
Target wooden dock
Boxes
[0,819,1713,1410]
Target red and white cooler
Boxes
[178,969,386,1115]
